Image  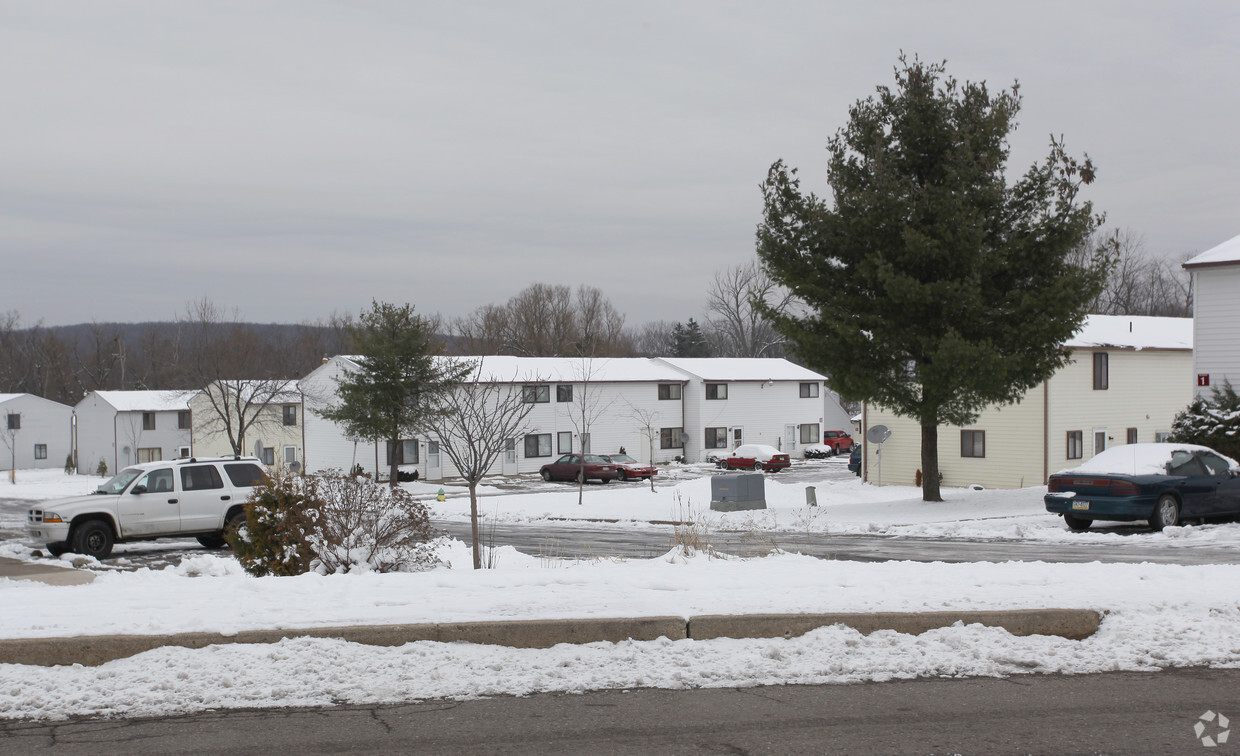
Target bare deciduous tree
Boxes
[704,261,794,358]
[452,284,634,357]
[421,362,542,569]
[1071,229,1193,317]
[631,319,676,357]
[560,357,616,505]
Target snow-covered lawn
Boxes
[4,466,1240,721]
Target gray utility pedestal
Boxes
[710,473,766,512]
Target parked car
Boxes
[1044,443,1240,532]
[848,443,862,476]
[822,430,854,455]
[26,456,269,559]
[717,444,791,473]
[601,454,657,482]
[539,454,618,484]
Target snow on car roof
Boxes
[1057,443,1240,476]
[1064,315,1192,351]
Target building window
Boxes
[558,431,573,454]
[524,433,552,458]
[799,382,820,398]
[283,405,297,426]
[386,440,419,465]
[1067,431,1083,460]
[660,427,684,449]
[261,447,275,465]
[142,412,156,431]
[137,447,162,463]
[178,410,191,430]
[33,444,47,460]
[800,424,820,444]
[522,385,550,403]
[1155,431,1173,443]
[961,430,985,458]
[657,383,681,400]
[5,414,18,430]
[556,385,573,403]
[705,427,727,449]
[1127,427,1138,444]
[1093,352,1109,390]
[705,383,728,400]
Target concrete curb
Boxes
[688,609,1102,642]
[0,610,1101,667]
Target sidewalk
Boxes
[0,556,95,586]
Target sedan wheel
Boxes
[541,469,553,482]
[752,461,764,472]
[1150,494,1180,531]
[616,469,627,482]
[1063,513,1092,532]
[576,470,585,484]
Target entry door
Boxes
[731,427,743,449]
[427,441,442,480]
[784,424,797,451]
[502,438,518,475]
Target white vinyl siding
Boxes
[1193,266,1240,398]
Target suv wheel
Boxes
[71,519,114,559]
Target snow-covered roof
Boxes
[88,390,197,412]
[458,356,689,383]
[200,380,301,403]
[656,357,827,382]
[1183,233,1240,268]
[1064,314,1192,351]
[0,394,23,404]
[329,355,826,384]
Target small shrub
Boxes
[1171,382,1240,460]
[95,459,108,478]
[308,472,438,574]
[64,454,75,475]
[227,469,319,577]
[228,469,439,576]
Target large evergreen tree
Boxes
[319,301,470,487]
[756,56,1109,501]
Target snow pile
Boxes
[3,545,1240,720]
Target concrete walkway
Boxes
[0,556,95,586]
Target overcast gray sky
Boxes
[3,1,1237,329]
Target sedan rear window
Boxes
[223,463,266,488]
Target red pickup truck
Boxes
[822,430,854,455]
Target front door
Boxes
[427,441,442,480]
[502,438,518,475]
[731,427,743,449]
[784,424,797,452]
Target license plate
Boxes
[1072,501,1090,510]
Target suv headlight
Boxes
[42,512,64,523]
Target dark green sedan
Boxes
[1045,443,1240,532]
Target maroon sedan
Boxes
[601,454,658,482]
[539,454,617,484]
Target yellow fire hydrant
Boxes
[437,488,446,502]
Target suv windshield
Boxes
[96,468,143,495]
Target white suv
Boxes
[26,456,268,559]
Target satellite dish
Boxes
[866,425,891,444]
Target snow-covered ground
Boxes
[4,466,1240,721]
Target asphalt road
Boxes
[3,667,1235,754]
[438,520,1240,565]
